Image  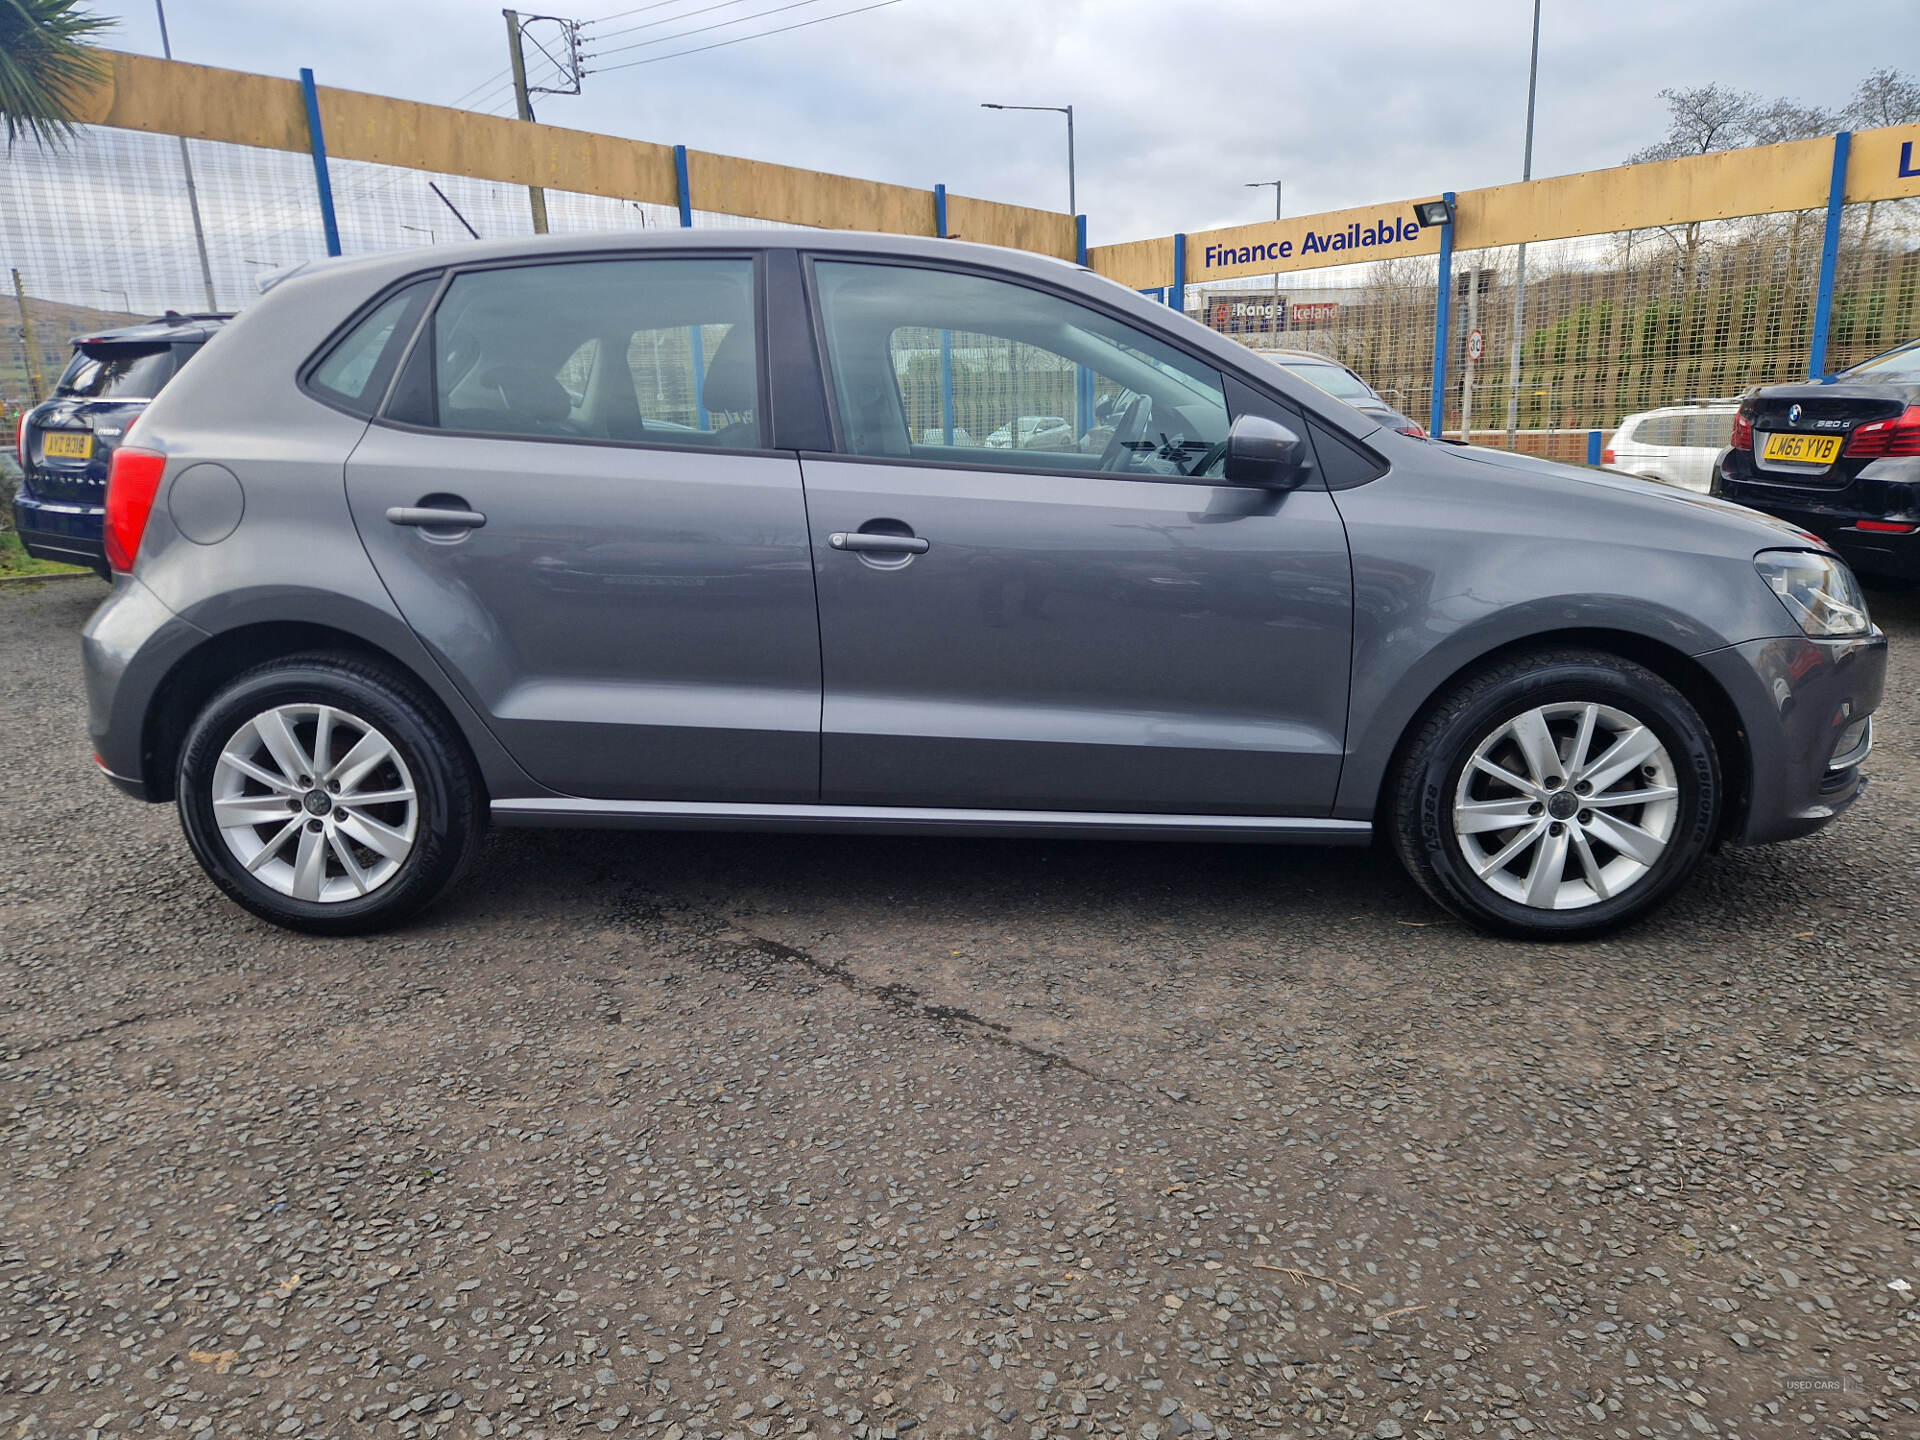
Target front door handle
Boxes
[387,505,487,530]
[829,532,928,555]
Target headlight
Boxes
[1755,550,1870,638]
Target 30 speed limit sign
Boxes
[1467,327,1484,362]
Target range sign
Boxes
[1210,297,1288,335]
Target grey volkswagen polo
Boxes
[82,232,1885,939]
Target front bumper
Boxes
[13,494,107,573]
[1697,628,1888,846]
[81,574,211,802]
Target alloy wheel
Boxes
[210,703,419,903]
[1451,701,1679,911]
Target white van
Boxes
[1603,404,1739,493]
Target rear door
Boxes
[1681,411,1734,491]
[343,253,821,803]
[798,256,1354,816]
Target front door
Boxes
[801,258,1354,816]
[345,253,820,803]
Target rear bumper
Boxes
[1698,629,1888,846]
[13,495,107,572]
[81,574,211,802]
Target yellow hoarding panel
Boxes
[1458,138,1835,248]
[1845,124,1920,204]
[1084,236,1176,292]
[69,51,1071,254]
[944,195,1078,260]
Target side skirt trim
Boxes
[490,797,1372,845]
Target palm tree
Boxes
[0,0,113,149]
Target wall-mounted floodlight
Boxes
[1413,198,1455,227]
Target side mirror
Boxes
[1223,414,1312,490]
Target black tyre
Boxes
[177,653,485,935]
[1389,649,1720,940]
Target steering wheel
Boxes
[1098,392,1153,472]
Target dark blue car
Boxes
[13,313,227,573]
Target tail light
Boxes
[1843,405,1920,459]
[1601,447,1616,465]
[1729,408,1754,451]
[14,409,27,471]
[1395,423,1426,438]
[104,447,166,572]
[1852,519,1918,533]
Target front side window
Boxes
[813,261,1230,479]
[415,257,761,449]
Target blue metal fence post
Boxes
[1587,429,1603,466]
[1170,234,1187,313]
[935,185,954,443]
[673,144,694,229]
[1808,130,1852,379]
[1428,191,1456,438]
[673,145,707,428]
[299,68,341,257]
[1074,215,1093,434]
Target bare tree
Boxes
[1847,67,1920,128]
[1626,84,1758,164]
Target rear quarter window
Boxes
[305,280,437,417]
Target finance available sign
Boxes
[1188,199,1444,283]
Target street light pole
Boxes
[981,103,1076,216]
[1247,179,1283,346]
[1503,0,1541,450]
[155,0,218,311]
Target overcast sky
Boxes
[93,0,1920,245]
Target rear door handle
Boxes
[829,532,928,555]
[387,505,487,529]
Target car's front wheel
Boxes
[1390,650,1720,939]
[177,654,484,934]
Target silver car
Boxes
[83,231,1885,939]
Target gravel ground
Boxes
[2,577,1915,1440]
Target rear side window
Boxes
[56,345,175,401]
[1682,412,1733,447]
[396,257,763,449]
[308,280,435,416]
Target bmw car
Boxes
[1718,339,1920,585]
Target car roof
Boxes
[1618,402,1739,420]
[71,313,233,348]
[1262,350,1351,367]
[269,227,1095,296]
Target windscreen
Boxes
[1277,360,1374,402]
[1846,343,1920,381]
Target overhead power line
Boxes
[585,0,906,72]
[577,0,693,25]
[590,0,782,43]
[587,0,834,58]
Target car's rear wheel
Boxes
[177,654,484,934]
[1390,650,1720,939]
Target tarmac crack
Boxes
[734,933,1119,1083]
[6,1010,153,1061]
